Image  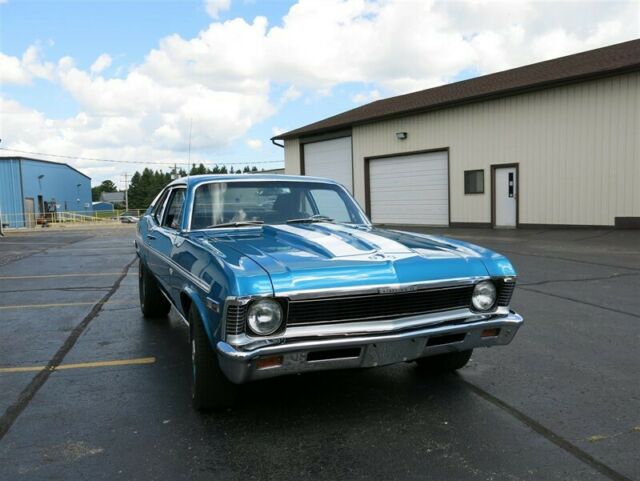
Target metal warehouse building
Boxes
[0,156,92,228]
[274,40,640,228]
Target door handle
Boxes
[146,234,156,240]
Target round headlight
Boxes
[472,281,497,311]
[246,299,283,336]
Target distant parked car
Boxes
[136,175,523,410]
[118,215,139,223]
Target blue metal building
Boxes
[0,156,92,228]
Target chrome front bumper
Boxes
[216,311,524,384]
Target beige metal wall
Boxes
[284,137,301,174]
[285,71,640,226]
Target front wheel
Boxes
[138,261,171,319]
[415,349,473,374]
[190,305,237,411]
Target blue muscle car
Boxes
[136,175,523,410]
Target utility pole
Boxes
[123,173,129,212]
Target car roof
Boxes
[165,174,341,189]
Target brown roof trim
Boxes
[273,39,640,140]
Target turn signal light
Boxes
[481,328,501,338]
[256,356,283,370]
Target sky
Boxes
[0,0,638,187]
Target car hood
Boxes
[202,224,515,295]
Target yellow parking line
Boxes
[0,357,156,373]
[0,273,124,280]
[0,300,133,310]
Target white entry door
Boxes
[303,137,353,193]
[494,166,517,227]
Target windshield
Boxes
[190,181,367,229]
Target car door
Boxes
[143,187,184,291]
[154,187,187,302]
[143,188,170,280]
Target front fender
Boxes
[182,285,219,347]
[437,236,517,277]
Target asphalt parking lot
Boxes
[0,225,638,481]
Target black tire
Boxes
[138,261,171,318]
[190,305,237,411]
[415,349,473,374]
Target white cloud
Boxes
[90,53,112,75]
[204,0,231,19]
[0,44,54,85]
[272,126,285,137]
[1,0,638,184]
[0,52,30,84]
[246,138,262,149]
[144,0,638,97]
[280,85,301,103]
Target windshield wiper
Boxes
[206,221,264,228]
[286,215,335,224]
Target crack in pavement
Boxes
[520,271,640,287]
[572,230,617,242]
[518,285,640,319]
[0,235,92,268]
[0,256,137,440]
[498,249,640,272]
[462,379,635,481]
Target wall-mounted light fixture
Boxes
[396,132,408,140]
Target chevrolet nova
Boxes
[136,175,523,410]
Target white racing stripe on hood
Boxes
[272,224,371,258]
[326,224,414,254]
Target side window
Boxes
[152,190,170,224]
[162,189,186,230]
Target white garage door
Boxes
[369,151,449,226]
[303,137,353,193]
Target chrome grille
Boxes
[225,304,247,335]
[287,285,474,326]
[496,279,516,306]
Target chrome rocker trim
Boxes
[217,310,524,384]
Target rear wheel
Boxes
[138,261,170,318]
[415,349,473,374]
[190,305,237,411]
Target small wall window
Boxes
[464,170,484,194]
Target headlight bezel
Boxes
[245,298,285,336]
[471,280,497,312]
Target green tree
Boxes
[190,163,208,175]
[126,169,169,208]
[124,164,262,208]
